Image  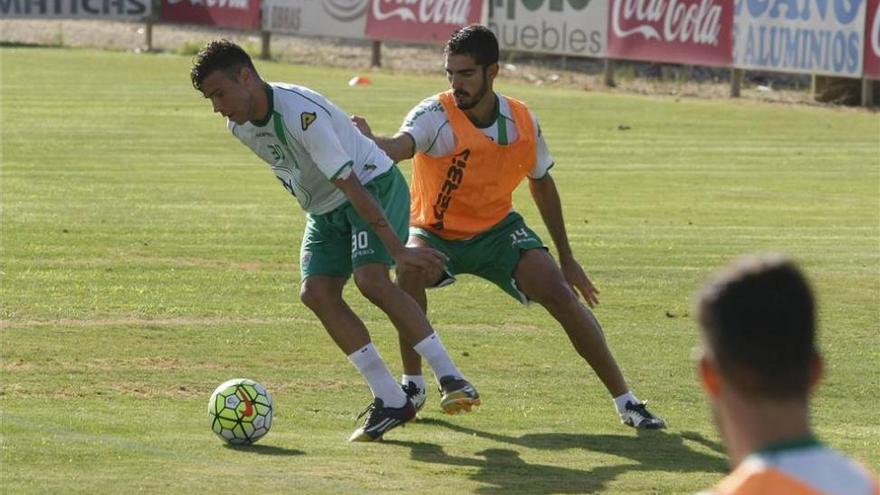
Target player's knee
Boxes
[396,265,431,292]
[353,272,394,305]
[299,280,338,313]
[531,279,578,308]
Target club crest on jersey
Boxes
[301,112,317,131]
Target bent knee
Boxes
[299,279,342,311]
[353,272,396,303]
[396,265,438,291]
[528,280,579,307]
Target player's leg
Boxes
[470,212,665,428]
[513,248,628,394]
[395,234,448,409]
[354,262,479,415]
[513,248,666,429]
[299,210,414,441]
[349,168,479,414]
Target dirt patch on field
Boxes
[1,19,837,107]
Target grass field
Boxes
[1,47,878,494]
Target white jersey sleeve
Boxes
[288,104,354,181]
[530,111,554,180]
[400,97,449,155]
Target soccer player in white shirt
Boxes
[191,40,480,442]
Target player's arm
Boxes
[333,173,446,272]
[294,102,442,271]
[350,115,416,163]
[528,172,600,307]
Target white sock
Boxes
[402,374,426,393]
[412,333,462,382]
[613,391,639,415]
[347,343,407,408]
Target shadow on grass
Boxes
[223,443,305,456]
[0,41,64,49]
[384,420,727,494]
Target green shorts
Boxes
[300,167,409,279]
[409,212,546,304]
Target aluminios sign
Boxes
[733,0,867,77]
[488,0,608,57]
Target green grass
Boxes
[1,47,878,493]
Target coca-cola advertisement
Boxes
[160,0,261,30]
[366,0,487,44]
[607,0,734,66]
[865,0,880,78]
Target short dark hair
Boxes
[191,39,257,92]
[445,24,499,66]
[697,255,817,400]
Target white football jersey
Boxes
[399,92,555,179]
[229,83,393,215]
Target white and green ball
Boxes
[207,378,273,445]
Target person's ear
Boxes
[699,355,722,398]
[238,66,251,86]
[486,63,499,82]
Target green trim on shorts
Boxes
[410,212,546,303]
[300,167,409,279]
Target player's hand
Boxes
[350,115,374,139]
[393,246,448,274]
[560,257,600,308]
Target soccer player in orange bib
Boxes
[695,255,878,494]
[352,25,665,428]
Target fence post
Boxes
[730,68,743,97]
[260,31,271,60]
[863,78,876,107]
[371,40,382,68]
[143,18,153,52]
[604,58,616,87]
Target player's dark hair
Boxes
[697,255,817,400]
[191,39,258,92]
[445,24,499,67]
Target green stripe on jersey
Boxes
[330,161,354,180]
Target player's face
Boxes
[445,54,495,110]
[200,69,254,125]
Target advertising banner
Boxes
[160,0,261,29]
[865,0,880,78]
[734,0,867,77]
[263,0,368,38]
[365,0,487,44]
[488,0,607,58]
[607,0,734,66]
[0,0,150,19]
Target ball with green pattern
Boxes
[207,378,273,445]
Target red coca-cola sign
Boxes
[366,0,486,44]
[865,0,880,79]
[607,0,733,66]
[160,0,261,30]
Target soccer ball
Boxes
[207,378,273,445]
